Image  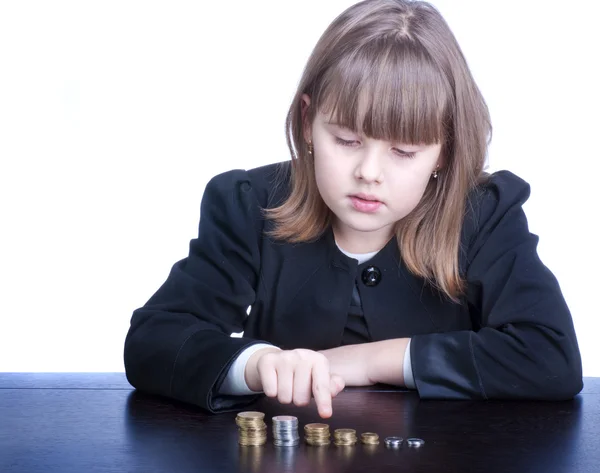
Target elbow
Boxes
[123,329,141,389]
[538,373,583,401]
[540,366,583,401]
[123,322,152,392]
[533,347,583,401]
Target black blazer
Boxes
[123,161,583,412]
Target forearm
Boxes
[412,325,582,400]
[244,346,283,391]
[219,344,279,395]
[320,338,411,387]
[124,314,261,411]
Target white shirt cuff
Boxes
[218,343,279,395]
[403,339,416,389]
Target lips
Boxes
[352,193,381,202]
[349,194,383,213]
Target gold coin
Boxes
[237,411,265,420]
[304,422,331,446]
[239,431,267,437]
[235,411,267,446]
[238,430,267,435]
[236,417,265,423]
[305,437,331,446]
[334,428,356,436]
[238,439,266,446]
[236,419,266,428]
[304,423,330,431]
[360,432,379,444]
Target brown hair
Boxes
[264,0,491,302]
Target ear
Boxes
[300,93,312,143]
[434,142,446,170]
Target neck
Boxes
[332,221,394,254]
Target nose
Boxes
[354,150,383,184]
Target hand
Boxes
[319,344,373,386]
[244,347,345,418]
[320,338,411,387]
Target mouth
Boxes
[348,194,383,213]
[350,193,382,203]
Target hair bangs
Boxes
[315,36,451,147]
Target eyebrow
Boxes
[328,125,425,149]
[325,120,355,130]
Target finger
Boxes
[258,357,278,398]
[292,362,312,406]
[311,360,333,418]
[276,363,294,404]
[330,374,345,397]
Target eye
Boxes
[335,137,358,147]
[393,149,417,159]
[336,137,417,159]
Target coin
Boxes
[235,412,266,427]
[273,415,298,423]
[384,436,403,448]
[360,432,380,445]
[237,411,265,419]
[304,423,331,446]
[334,428,356,436]
[236,411,267,446]
[304,423,330,431]
[333,428,357,446]
[272,415,300,447]
[407,438,425,448]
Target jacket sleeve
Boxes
[124,169,270,412]
[410,171,583,400]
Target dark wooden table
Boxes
[1,374,598,473]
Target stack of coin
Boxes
[360,432,380,445]
[407,437,425,448]
[304,423,331,446]
[272,415,300,447]
[333,428,358,446]
[384,436,403,449]
[236,411,267,446]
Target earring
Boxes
[307,140,313,156]
[432,167,439,179]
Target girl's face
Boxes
[302,94,442,253]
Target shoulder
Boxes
[462,170,533,261]
[468,170,531,219]
[204,160,291,209]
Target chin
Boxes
[336,215,393,234]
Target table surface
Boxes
[1,373,599,473]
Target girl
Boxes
[123,0,583,418]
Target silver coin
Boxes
[274,440,300,447]
[273,424,298,431]
[274,435,299,440]
[273,415,298,423]
[272,415,300,447]
[407,438,425,448]
[384,436,403,448]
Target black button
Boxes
[361,266,382,287]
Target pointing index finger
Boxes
[311,360,333,418]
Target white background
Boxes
[1,1,598,375]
